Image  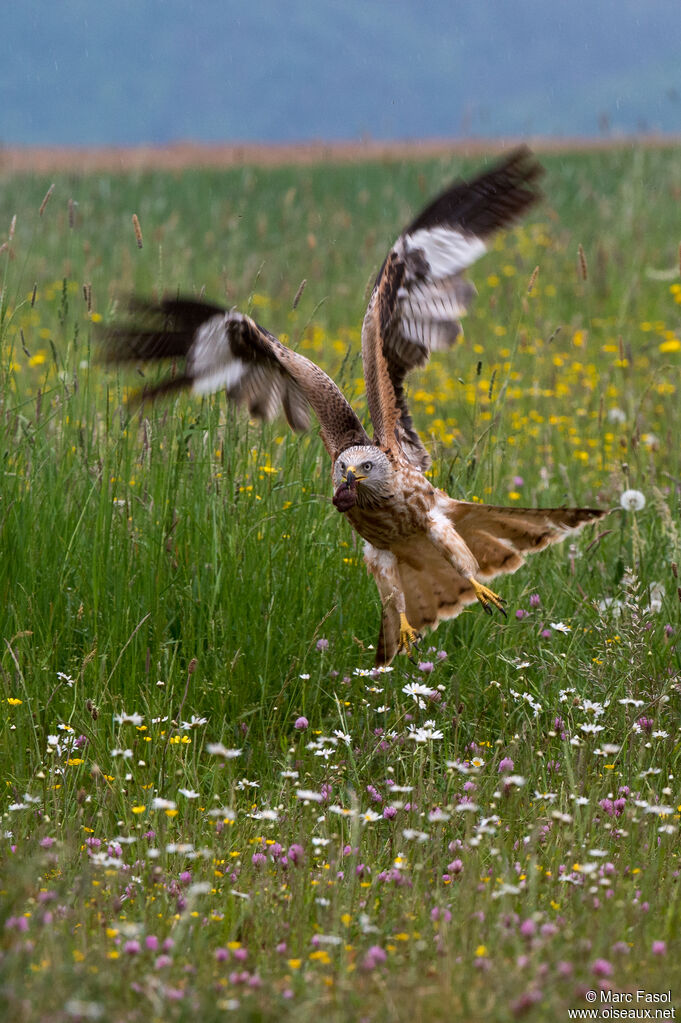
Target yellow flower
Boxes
[7,698,22,706]
[131,805,146,814]
[475,945,487,957]
[659,338,681,353]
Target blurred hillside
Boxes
[3,0,680,145]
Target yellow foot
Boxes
[470,578,507,617]
[398,613,421,657]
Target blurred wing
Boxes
[362,147,544,469]
[102,297,369,460]
[446,502,608,577]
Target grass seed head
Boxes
[132,213,143,248]
[39,183,55,217]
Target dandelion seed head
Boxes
[620,489,645,511]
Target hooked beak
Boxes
[342,465,366,485]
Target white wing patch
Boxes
[403,227,487,278]
[399,278,474,350]
[188,311,248,396]
[191,364,246,396]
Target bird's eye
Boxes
[340,462,346,472]
[362,461,373,472]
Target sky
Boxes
[2,0,680,146]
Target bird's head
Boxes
[332,446,393,511]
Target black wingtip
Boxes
[97,295,227,365]
[405,146,544,239]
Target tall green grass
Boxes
[1,146,680,1021]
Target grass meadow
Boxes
[1,145,681,1021]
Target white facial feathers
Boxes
[332,446,393,499]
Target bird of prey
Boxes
[103,147,606,665]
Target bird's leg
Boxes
[468,577,507,617]
[364,543,420,662]
[398,612,421,657]
[427,511,507,618]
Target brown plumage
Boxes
[100,147,607,665]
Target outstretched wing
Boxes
[101,297,369,460]
[362,147,544,469]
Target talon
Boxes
[398,612,421,656]
[470,578,507,617]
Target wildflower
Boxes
[295,788,324,802]
[402,681,436,706]
[498,757,515,773]
[124,940,141,956]
[294,716,308,731]
[403,828,430,841]
[591,958,613,978]
[620,489,645,511]
[182,714,208,730]
[316,638,329,651]
[634,716,654,734]
[354,665,393,677]
[652,941,667,956]
[151,798,177,811]
[362,945,387,970]
[407,721,443,742]
[206,743,242,758]
[114,711,144,726]
[529,593,541,607]
[550,622,571,634]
